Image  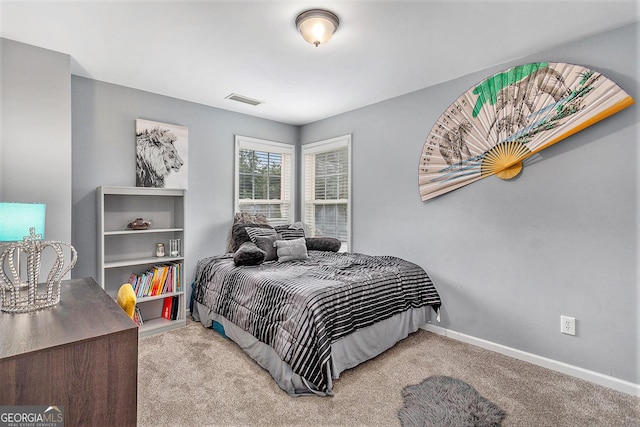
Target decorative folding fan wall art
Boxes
[418,62,634,201]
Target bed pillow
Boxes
[230,223,274,253]
[253,234,279,262]
[305,237,341,252]
[274,225,306,240]
[290,221,311,237]
[233,212,268,224]
[233,241,266,266]
[274,237,308,262]
[245,226,278,243]
[226,212,269,253]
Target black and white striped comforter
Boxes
[193,250,441,393]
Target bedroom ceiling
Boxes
[1,1,638,126]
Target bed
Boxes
[191,218,441,396]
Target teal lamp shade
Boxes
[0,202,46,242]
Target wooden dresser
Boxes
[0,277,138,426]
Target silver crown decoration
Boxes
[0,227,77,313]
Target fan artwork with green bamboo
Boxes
[418,62,634,201]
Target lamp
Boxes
[0,202,46,242]
[295,9,339,47]
[0,202,77,313]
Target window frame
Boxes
[301,134,352,251]
[234,135,296,226]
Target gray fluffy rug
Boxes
[398,375,506,427]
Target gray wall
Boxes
[1,39,72,244]
[300,23,639,384]
[3,22,637,388]
[71,77,298,292]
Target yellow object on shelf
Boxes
[116,283,136,319]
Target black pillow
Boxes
[226,213,270,253]
[253,234,279,261]
[305,237,341,252]
[233,241,266,266]
[231,223,273,253]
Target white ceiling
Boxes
[1,1,638,125]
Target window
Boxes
[302,135,351,251]
[235,136,295,226]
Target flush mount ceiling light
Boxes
[295,9,339,47]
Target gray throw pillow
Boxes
[274,225,306,240]
[290,221,311,237]
[274,237,308,262]
[253,235,279,262]
[245,226,278,243]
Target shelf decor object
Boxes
[127,217,152,230]
[0,202,77,313]
[418,62,634,201]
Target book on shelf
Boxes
[162,296,173,320]
[150,266,162,295]
[165,267,173,294]
[133,305,144,326]
[175,263,181,292]
[128,262,182,298]
[160,265,171,294]
[170,294,180,320]
[159,294,181,321]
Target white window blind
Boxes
[235,136,295,226]
[302,135,351,251]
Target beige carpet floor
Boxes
[138,318,639,426]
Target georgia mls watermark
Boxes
[0,406,64,427]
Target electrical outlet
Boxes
[561,316,575,336]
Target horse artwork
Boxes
[135,119,188,189]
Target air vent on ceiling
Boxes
[225,93,264,106]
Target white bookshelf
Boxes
[97,185,186,337]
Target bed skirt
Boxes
[192,300,435,396]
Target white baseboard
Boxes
[421,324,640,397]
